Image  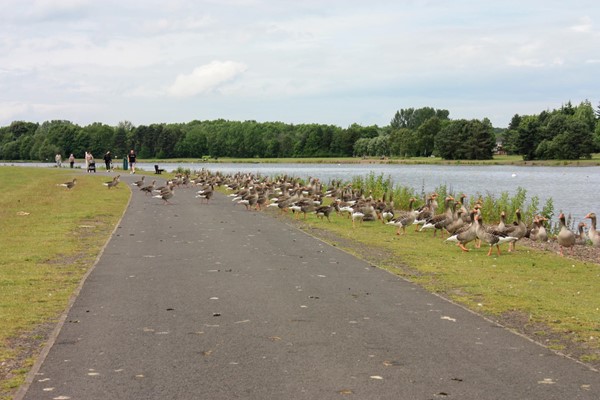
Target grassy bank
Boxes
[0,167,130,399]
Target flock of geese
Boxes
[59,170,600,258]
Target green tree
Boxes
[415,117,441,157]
[516,116,540,160]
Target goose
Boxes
[420,196,454,237]
[386,198,417,235]
[290,198,315,220]
[413,194,437,231]
[502,209,527,252]
[444,203,465,236]
[557,212,576,256]
[104,175,120,189]
[584,212,600,247]
[195,184,214,204]
[140,180,156,195]
[528,216,549,242]
[237,189,258,210]
[132,175,145,187]
[57,178,77,189]
[153,185,174,205]
[374,192,391,223]
[575,222,588,245]
[474,215,518,256]
[446,209,479,252]
[315,204,335,222]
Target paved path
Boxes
[21,174,600,399]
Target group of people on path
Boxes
[53,149,137,174]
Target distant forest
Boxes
[1,101,598,162]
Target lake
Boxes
[142,162,598,223]
[3,161,599,224]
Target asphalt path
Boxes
[20,173,600,399]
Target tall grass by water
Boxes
[342,172,556,232]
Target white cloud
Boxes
[166,61,247,98]
[571,16,593,32]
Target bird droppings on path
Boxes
[441,316,457,322]
[338,388,353,395]
[383,360,402,367]
[370,375,383,380]
[538,378,556,384]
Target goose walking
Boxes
[104,174,120,189]
[474,215,518,256]
[153,185,174,205]
[57,178,77,189]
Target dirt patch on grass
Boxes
[0,321,56,399]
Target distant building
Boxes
[494,139,507,155]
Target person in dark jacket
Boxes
[103,151,113,171]
[128,149,137,174]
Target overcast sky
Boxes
[1,0,599,129]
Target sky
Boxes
[1,0,599,129]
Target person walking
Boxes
[128,149,137,174]
[69,153,75,168]
[103,151,113,172]
[55,153,62,168]
[84,151,90,170]
[87,153,96,173]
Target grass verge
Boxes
[0,167,130,399]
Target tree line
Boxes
[1,101,598,162]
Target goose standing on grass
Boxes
[446,209,478,252]
[57,178,77,189]
[575,222,588,245]
[315,204,335,222]
[387,198,417,235]
[420,196,454,237]
[474,215,518,256]
[413,194,437,231]
[529,216,549,242]
[584,212,600,246]
[104,174,120,189]
[502,209,527,252]
[557,212,576,256]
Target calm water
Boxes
[145,162,598,223]
[4,161,599,223]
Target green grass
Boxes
[274,204,600,365]
[0,167,130,399]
